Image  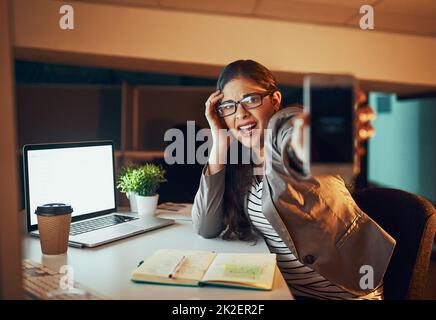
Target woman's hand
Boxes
[355,91,376,156]
[204,90,229,174]
[205,90,225,135]
[290,90,376,163]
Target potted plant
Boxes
[116,163,140,212]
[133,163,166,216]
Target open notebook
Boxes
[131,249,277,291]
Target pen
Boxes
[168,255,187,279]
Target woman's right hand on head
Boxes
[205,90,231,152]
[204,90,225,134]
[204,90,228,173]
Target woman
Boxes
[192,60,395,300]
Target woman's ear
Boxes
[272,91,282,112]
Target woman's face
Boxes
[221,77,281,149]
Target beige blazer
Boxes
[192,107,396,296]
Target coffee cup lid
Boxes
[35,203,73,216]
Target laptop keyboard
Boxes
[70,215,138,236]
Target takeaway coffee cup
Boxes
[35,203,73,255]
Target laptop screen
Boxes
[25,143,116,230]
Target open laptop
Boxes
[23,141,174,248]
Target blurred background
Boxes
[12,0,435,207]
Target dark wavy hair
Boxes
[216,60,280,241]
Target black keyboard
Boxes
[70,215,138,236]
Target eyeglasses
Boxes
[215,91,274,118]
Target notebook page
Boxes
[201,253,276,289]
[134,249,216,281]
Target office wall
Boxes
[137,86,211,151]
[368,93,436,202]
[16,85,121,148]
[12,0,436,95]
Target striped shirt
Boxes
[247,177,383,300]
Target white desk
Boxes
[23,220,293,300]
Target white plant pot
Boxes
[127,192,138,212]
[136,194,159,217]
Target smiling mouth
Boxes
[238,122,257,137]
